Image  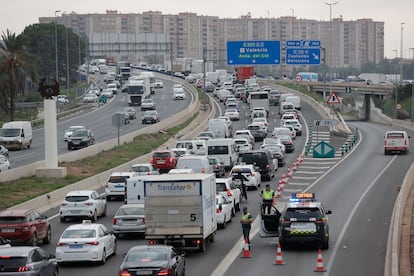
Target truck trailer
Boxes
[144,173,217,252]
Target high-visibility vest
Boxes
[241,213,251,220]
[262,189,274,200]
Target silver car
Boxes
[112,204,145,238]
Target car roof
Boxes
[0,246,40,256]
[63,222,102,231]
[65,190,96,196]
[110,172,136,177]
[118,203,144,209]
[128,245,173,252]
[0,209,34,217]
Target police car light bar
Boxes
[290,193,316,202]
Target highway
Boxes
[7,80,413,275]
[7,72,191,169]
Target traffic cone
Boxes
[274,243,285,265]
[281,173,286,185]
[241,237,251,258]
[300,154,304,163]
[287,166,292,178]
[314,249,327,272]
[276,185,282,198]
[293,161,298,171]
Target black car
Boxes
[241,150,275,181]
[279,193,332,250]
[142,110,160,124]
[119,245,185,276]
[0,145,8,158]
[278,135,295,153]
[67,129,95,150]
[0,246,58,275]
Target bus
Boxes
[248,91,269,115]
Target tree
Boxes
[0,30,37,120]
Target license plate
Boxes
[123,219,137,224]
[71,210,81,214]
[69,244,83,249]
[157,160,166,164]
[1,228,14,233]
[73,141,80,145]
[137,270,153,275]
[114,185,124,188]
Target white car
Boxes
[56,221,116,264]
[224,108,240,121]
[83,92,99,103]
[261,138,286,153]
[229,164,261,190]
[56,95,69,104]
[234,130,255,145]
[0,155,11,172]
[130,163,160,176]
[100,88,114,98]
[154,79,163,88]
[282,119,302,136]
[64,125,86,141]
[173,88,186,100]
[216,177,241,214]
[233,138,253,156]
[216,194,232,229]
[59,190,107,222]
[252,117,269,133]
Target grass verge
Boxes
[0,114,196,210]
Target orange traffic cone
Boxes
[314,249,327,272]
[293,161,298,171]
[281,174,286,185]
[274,243,285,265]
[241,237,251,258]
[276,185,282,198]
[287,166,292,178]
[300,154,304,163]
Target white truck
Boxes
[126,79,149,106]
[144,173,217,252]
[125,176,146,204]
[208,118,232,138]
[139,72,155,94]
[0,121,32,150]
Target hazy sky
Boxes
[2,0,413,60]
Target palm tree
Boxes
[0,29,37,121]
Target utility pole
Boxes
[324,1,339,98]
[54,10,61,81]
[400,23,405,84]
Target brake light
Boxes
[18,266,30,272]
[84,202,93,206]
[216,208,222,213]
[405,139,408,145]
[168,157,173,163]
[201,167,206,173]
[150,158,154,164]
[86,241,99,246]
[0,256,10,259]
[158,268,172,276]
[61,202,68,206]
[120,269,132,276]
[266,164,270,169]
[56,242,67,246]
[149,240,156,245]
[113,218,117,225]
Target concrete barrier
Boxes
[8,88,217,213]
[0,81,199,183]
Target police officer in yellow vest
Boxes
[259,184,275,214]
[240,207,253,247]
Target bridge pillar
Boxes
[364,94,371,121]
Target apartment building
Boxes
[39,10,384,69]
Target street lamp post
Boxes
[324,1,339,98]
[400,23,405,84]
[54,10,61,81]
[66,26,69,95]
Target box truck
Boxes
[0,121,32,150]
[144,173,217,252]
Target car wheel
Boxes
[321,237,329,249]
[67,144,72,150]
[222,218,226,229]
[112,240,117,256]
[54,268,59,276]
[231,206,236,217]
[31,233,38,246]
[91,210,98,222]
[228,214,232,223]
[100,249,106,265]
[102,204,107,217]
[43,227,51,244]
[114,233,120,239]
[60,217,66,223]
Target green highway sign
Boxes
[313,141,335,158]
[345,86,352,93]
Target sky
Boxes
[1,0,413,60]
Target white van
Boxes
[175,140,197,154]
[206,138,238,170]
[279,93,294,104]
[0,121,32,150]
[285,95,301,110]
[125,176,146,204]
[176,155,213,173]
[208,118,232,138]
[279,102,295,115]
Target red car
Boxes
[0,209,51,246]
[150,150,177,173]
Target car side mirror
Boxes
[326,210,332,215]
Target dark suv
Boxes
[67,128,95,150]
[241,150,275,181]
[0,209,51,246]
[279,193,332,249]
[150,150,177,173]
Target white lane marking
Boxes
[294,171,326,174]
[324,155,397,274]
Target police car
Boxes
[279,193,332,249]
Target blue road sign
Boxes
[286,48,321,65]
[227,40,281,65]
[286,40,321,48]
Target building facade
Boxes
[39,10,384,70]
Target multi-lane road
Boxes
[6,77,413,275]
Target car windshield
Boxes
[71,130,88,137]
[0,216,26,224]
[0,257,27,269]
[117,206,144,216]
[126,249,168,262]
[65,195,89,202]
[209,158,217,165]
[143,99,152,103]
[145,111,157,116]
[153,152,171,158]
[108,176,129,183]
[285,208,323,220]
[131,166,149,173]
[0,129,20,137]
[231,167,252,174]
[62,229,96,239]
